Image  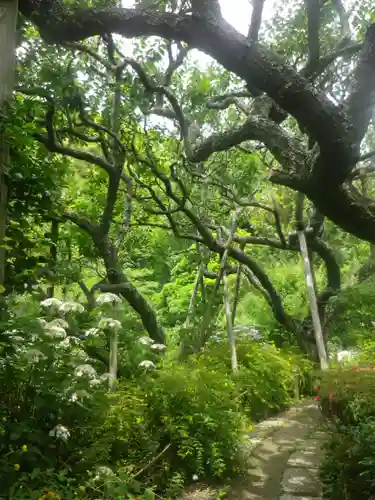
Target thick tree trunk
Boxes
[95,235,165,344]
[0,1,18,291]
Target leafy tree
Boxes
[3,0,375,244]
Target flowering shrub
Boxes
[0,296,245,498]
[0,293,315,498]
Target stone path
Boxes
[179,400,329,500]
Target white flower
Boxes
[151,343,166,351]
[94,466,114,481]
[84,327,100,338]
[75,364,97,379]
[10,336,24,343]
[49,424,70,442]
[44,324,67,340]
[138,336,155,346]
[59,302,85,314]
[99,373,111,382]
[89,378,101,387]
[4,329,19,336]
[73,349,89,361]
[49,318,69,329]
[24,348,47,363]
[40,298,62,309]
[59,338,71,348]
[70,390,91,402]
[98,318,122,332]
[192,474,199,481]
[96,293,121,306]
[138,360,156,370]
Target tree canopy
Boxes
[7,0,375,243]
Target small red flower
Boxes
[329,392,333,401]
[315,395,321,401]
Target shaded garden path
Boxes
[180,400,329,500]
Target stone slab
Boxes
[280,496,322,500]
[287,449,323,468]
[281,467,322,496]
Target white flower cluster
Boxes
[59,302,85,315]
[151,343,166,351]
[84,327,100,338]
[137,336,165,371]
[88,373,111,387]
[94,466,114,481]
[75,364,97,379]
[69,390,91,402]
[96,293,121,306]
[138,336,165,351]
[44,323,67,340]
[138,336,154,346]
[24,348,47,363]
[98,318,122,332]
[72,349,89,361]
[59,338,70,348]
[40,298,84,315]
[49,318,69,329]
[49,424,70,442]
[40,298,62,309]
[138,360,156,370]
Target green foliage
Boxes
[318,367,375,499]
[102,364,244,496]
[0,291,317,498]
[193,338,313,421]
[327,277,375,347]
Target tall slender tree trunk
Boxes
[231,243,245,325]
[47,219,58,298]
[108,329,118,392]
[298,230,328,370]
[197,208,242,352]
[0,1,18,294]
[223,267,238,372]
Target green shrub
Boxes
[196,339,313,420]
[101,363,245,496]
[0,294,315,498]
[319,368,375,500]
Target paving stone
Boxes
[287,449,322,468]
[225,401,327,500]
[310,430,330,440]
[280,495,322,500]
[281,467,322,496]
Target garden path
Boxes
[179,400,330,500]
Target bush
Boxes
[318,368,375,499]
[0,296,249,499]
[195,338,314,420]
[101,364,245,497]
[0,294,315,498]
